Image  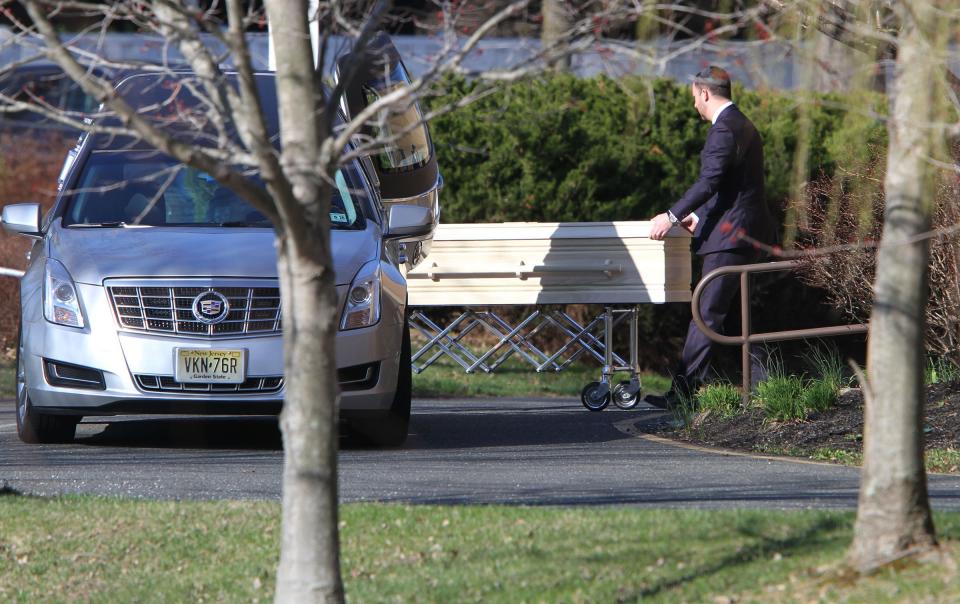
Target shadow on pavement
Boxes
[375,402,663,451]
[60,400,665,452]
[77,416,284,450]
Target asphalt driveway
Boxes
[3,397,960,509]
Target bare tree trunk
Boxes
[275,234,342,603]
[542,0,571,71]
[267,1,343,601]
[848,0,941,573]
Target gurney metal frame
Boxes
[409,305,643,410]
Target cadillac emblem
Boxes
[192,291,230,325]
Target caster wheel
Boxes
[581,381,610,412]
[612,381,641,410]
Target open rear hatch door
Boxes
[335,32,440,215]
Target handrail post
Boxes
[741,270,751,408]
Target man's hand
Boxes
[681,213,697,234]
[649,213,674,240]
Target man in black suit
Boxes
[646,66,775,408]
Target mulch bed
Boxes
[645,381,960,457]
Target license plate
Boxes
[175,349,246,384]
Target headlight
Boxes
[44,259,85,328]
[340,260,381,330]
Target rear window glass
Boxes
[62,150,366,229]
[1,68,99,115]
[362,61,432,173]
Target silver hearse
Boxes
[4,35,439,446]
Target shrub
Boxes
[802,343,850,390]
[797,146,960,368]
[694,382,741,418]
[926,356,960,385]
[669,389,698,428]
[428,74,887,226]
[801,379,838,414]
[755,374,808,421]
[755,356,841,420]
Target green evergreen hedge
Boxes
[427,74,887,227]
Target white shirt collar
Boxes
[711,101,734,125]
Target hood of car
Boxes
[48,221,379,286]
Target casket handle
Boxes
[421,260,622,281]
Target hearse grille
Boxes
[108,285,282,337]
[135,374,284,394]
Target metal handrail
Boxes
[0,267,24,278]
[691,259,868,406]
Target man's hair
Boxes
[693,66,732,100]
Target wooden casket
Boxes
[406,221,692,306]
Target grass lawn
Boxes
[799,447,960,475]
[2,497,960,603]
[412,353,671,399]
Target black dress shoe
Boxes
[644,390,681,410]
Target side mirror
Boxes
[2,203,42,238]
[385,203,433,239]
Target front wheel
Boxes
[612,381,641,410]
[16,326,78,444]
[581,381,610,412]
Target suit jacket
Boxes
[669,105,775,255]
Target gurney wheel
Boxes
[612,381,641,410]
[581,382,610,412]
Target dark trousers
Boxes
[674,248,767,395]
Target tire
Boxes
[581,381,610,412]
[16,325,79,444]
[352,317,411,447]
[612,380,641,410]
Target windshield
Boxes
[62,150,366,229]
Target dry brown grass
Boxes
[0,128,74,349]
